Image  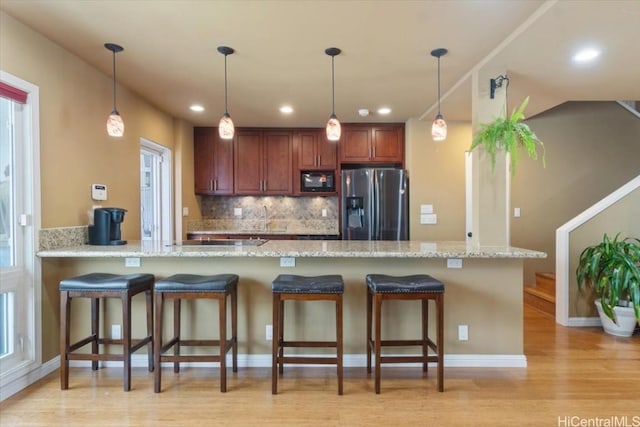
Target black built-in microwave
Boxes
[300,171,335,192]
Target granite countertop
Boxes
[37,240,546,259]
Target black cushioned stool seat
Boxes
[59,273,155,391]
[154,274,238,393]
[366,274,445,393]
[271,274,344,395]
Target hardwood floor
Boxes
[1,307,638,426]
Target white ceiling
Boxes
[1,0,639,128]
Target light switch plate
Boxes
[420,204,433,214]
[420,214,437,224]
[234,207,242,217]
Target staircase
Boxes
[524,272,555,317]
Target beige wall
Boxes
[568,189,640,317]
[406,119,472,241]
[511,101,640,284]
[0,11,181,238]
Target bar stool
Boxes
[366,274,445,393]
[153,273,238,393]
[271,274,344,395]
[59,273,154,391]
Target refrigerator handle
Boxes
[373,171,381,240]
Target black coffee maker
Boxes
[88,207,127,245]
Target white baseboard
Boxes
[0,356,60,402]
[566,317,602,327]
[72,353,527,369]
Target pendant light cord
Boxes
[112,50,117,111]
[331,55,336,115]
[437,56,441,116]
[224,53,229,115]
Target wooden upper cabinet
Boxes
[193,127,234,195]
[297,130,337,170]
[263,131,293,194]
[234,130,293,195]
[339,124,404,165]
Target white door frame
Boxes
[140,138,172,242]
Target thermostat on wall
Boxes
[91,183,107,201]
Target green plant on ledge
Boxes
[576,233,640,323]
[469,96,546,176]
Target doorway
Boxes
[140,139,172,242]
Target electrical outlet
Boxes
[234,207,242,216]
[280,257,296,267]
[125,257,141,267]
[458,325,469,341]
[266,324,273,341]
[447,258,463,269]
[321,208,327,217]
[112,324,122,340]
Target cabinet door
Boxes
[234,131,263,194]
[372,126,404,163]
[194,127,214,195]
[340,127,371,162]
[298,132,319,169]
[317,133,338,169]
[212,131,234,194]
[263,131,293,194]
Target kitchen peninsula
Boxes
[38,240,545,367]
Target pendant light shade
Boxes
[105,43,124,137]
[325,47,341,142]
[217,46,235,140]
[430,48,448,142]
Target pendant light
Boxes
[105,43,124,137]
[430,48,448,142]
[217,46,235,140]
[325,47,341,142]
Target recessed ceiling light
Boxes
[279,105,294,114]
[190,105,205,112]
[377,107,391,115]
[572,48,600,63]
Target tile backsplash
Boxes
[189,196,339,234]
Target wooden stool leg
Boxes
[366,287,372,374]
[336,295,343,395]
[278,298,284,375]
[437,293,444,392]
[146,289,154,372]
[60,292,71,390]
[271,293,279,395]
[154,291,163,393]
[91,297,99,371]
[122,293,132,392]
[173,298,180,373]
[422,298,429,373]
[231,285,238,372]
[374,294,383,394]
[219,293,227,393]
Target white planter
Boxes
[595,299,638,337]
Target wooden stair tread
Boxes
[524,285,555,303]
[534,272,556,295]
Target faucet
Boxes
[263,205,268,231]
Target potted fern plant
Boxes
[576,233,640,337]
[469,96,545,176]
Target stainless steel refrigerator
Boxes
[341,168,409,240]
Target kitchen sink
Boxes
[171,239,268,247]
